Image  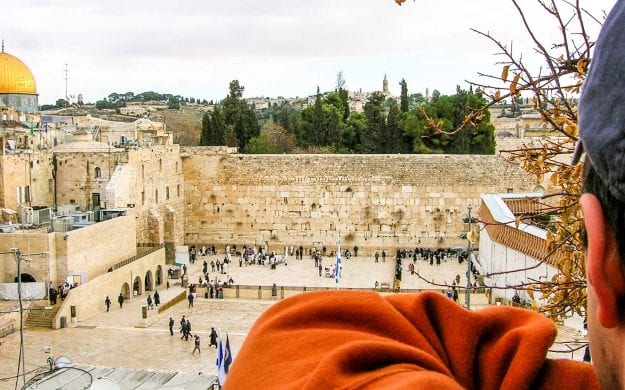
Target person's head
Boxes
[577,1,625,387]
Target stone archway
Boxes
[144,270,154,292]
[14,273,36,283]
[133,276,143,296]
[121,282,131,300]
[156,265,163,286]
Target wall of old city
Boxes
[127,145,185,248]
[0,151,54,211]
[182,149,536,253]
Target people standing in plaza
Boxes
[209,327,218,348]
[104,296,111,312]
[154,290,160,307]
[168,317,174,336]
[117,293,124,308]
[185,320,192,341]
[147,294,153,310]
[375,251,379,263]
[381,250,386,262]
[192,334,201,354]
[179,315,186,336]
[188,292,194,308]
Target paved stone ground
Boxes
[0,252,588,389]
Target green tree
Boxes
[362,92,386,153]
[200,106,226,146]
[386,103,408,153]
[336,71,350,120]
[399,79,409,113]
[168,96,180,110]
[222,80,260,150]
[312,86,324,145]
[245,122,297,154]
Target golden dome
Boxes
[0,51,37,95]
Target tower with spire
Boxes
[382,74,389,95]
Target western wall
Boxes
[182,148,536,252]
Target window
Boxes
[16,186,30,203]
[177,184,180,197]
[95,167,101,179]
[166,186,170,200]
[141,191,145,205]
[155,190,159,204]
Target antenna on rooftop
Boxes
[64,63,70,104]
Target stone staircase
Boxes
[25,302,60,328]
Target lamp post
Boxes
[465,205,472,310]
[10,248,26,387]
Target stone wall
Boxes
[0,151,54,210]
[0,216,136,286]
[0,232,56,285]
[62,215,137,281]
[127,146,185,248]
[54,149,124,210]
[182,149,535,252]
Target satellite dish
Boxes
[90,377,121,390]
[54,356,72,369]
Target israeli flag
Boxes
[335,239,342,285]
[217,333,233,386]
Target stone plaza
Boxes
[0,249,588,389]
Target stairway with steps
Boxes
[25,302,60,328]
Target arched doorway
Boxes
[156,265,163,286]
[133,276,142,296]
[144,270,153,292]
[121,282,131,300]
[14,273,36,283]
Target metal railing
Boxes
[113,244,164,270]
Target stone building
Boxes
[477,193,558,303]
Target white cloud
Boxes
[2,0,616,104]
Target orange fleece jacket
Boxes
[225,291,599,389]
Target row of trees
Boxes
[201,78,496,155]
[95,91,213,110]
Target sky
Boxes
[2,0,617,105]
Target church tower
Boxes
[382,74,389,94]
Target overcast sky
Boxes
[3,0,617,104]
